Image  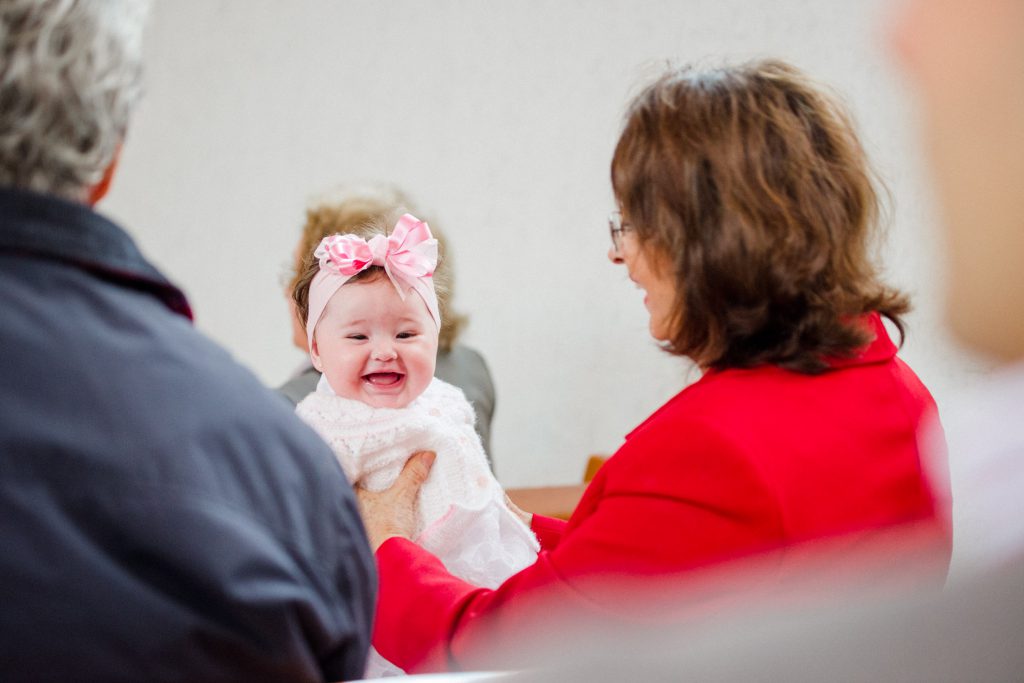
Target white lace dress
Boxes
[296,377,540,675]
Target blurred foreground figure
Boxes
[891,0,1024,577]
[525,558,1024,682]
[526,1,1024,679]
[0,2,375,680]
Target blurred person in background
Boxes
[355,58,951,673]
[279,183,497,457]
[0,1,374,680]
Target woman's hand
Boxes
[505,493,533,528]
[355,450,436,552]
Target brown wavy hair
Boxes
[287,185,465,352]
[611,59,909,374]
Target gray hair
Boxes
[0,0,150,201]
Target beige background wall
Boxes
[103,0,989,488]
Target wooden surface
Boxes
[583,454,609,483]
[506,484,587,521]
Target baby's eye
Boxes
[396,331,418,340]
[346,334,368,341]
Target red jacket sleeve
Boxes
[530,514,566,551]
[372,419,783,672]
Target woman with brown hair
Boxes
[355,60,952,672]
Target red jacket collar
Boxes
[625,313,897,441]
[826,312,897,368]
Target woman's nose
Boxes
[608,245,624,264]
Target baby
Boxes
[292,213,539,674]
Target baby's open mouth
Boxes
[363,372,404,386]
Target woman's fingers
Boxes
[398,450,436,494]
[354,450,436,552]
[504,493,533,527]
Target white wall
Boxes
[102,0,991,488]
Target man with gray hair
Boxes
[0,2,376,680]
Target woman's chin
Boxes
[648,321,672,342]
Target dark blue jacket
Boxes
[0,187,376,682]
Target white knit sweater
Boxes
[295,377,539,588]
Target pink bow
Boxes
[316,214,437,284]
[305,214,440,348]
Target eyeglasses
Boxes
[608,210,633,253]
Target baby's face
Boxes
[311,276,438,408]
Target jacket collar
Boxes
[625,312,898,440]
[0,186,192,320]
[826,312,897,367]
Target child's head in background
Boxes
[293,213,443,409]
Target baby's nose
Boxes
[371,342,397,361]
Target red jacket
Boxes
[373,314,951,671]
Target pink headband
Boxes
[305,213,440,348]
